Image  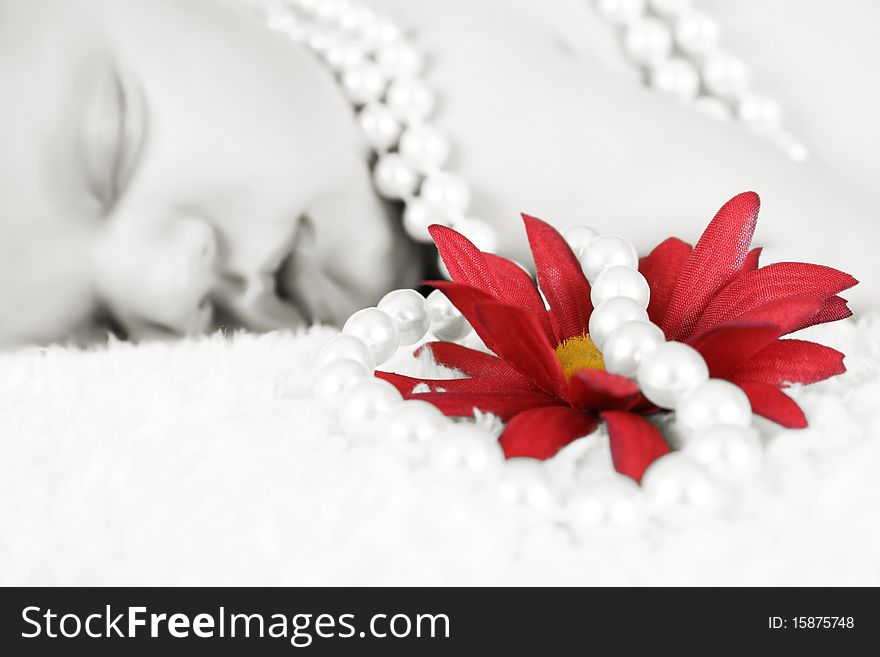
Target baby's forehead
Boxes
[0,0,110,346]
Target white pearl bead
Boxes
[419,172,472,215]
[464,437,505,475]
[579,234,639,283]
[335,4,364,33]
[373,154,420,199]
[428,427,469,469]
[649,57,700,101]
[339,378,403,438]
[769,130,810,163]
[426,289,472,341]
[402,198,452,243]
[357,103,402,151]
[594,0,646,26]
[451,217,498,252]
[683,424,762,483]
[736,93,783,131]
[497,458,557,513]
[386,399,448,463]
[378,289,431,346]
[398,124,451,174]
[312,358,370,402]
[323,40,365,72]
[648,0,691,18]
[342,307,401,365]
[641,453,721,523]
[588,297,649,350]
[376,41,424,78]
[431,425,504,474]
[385,78,436,123]
[637,341,709,409]
[563,225,599,255]
[388,399,447,443]
[306,29,340,54]
[692,96,733,121]
[623,17,673,66]
[360,17,401,48]
[788,141,809,163]
[590,265,651,309]
[340,62,387,105]
[675,379,752,435]
[701,53,750,99]
[674,11,720,55]
[567,475,646,539]
[315,333,376,370]
[602,319,665,377]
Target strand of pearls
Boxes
[251,0,768,532]
[593,0,809,162]
[311,224,767,532]
[252,0,499,270]
[574,226,764,523]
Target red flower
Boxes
[376,192,857,481]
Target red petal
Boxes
[740,247,763,274]
[732,340,846,387]
[375,370,542,395]
[663,192,760,340]
[401,390,558,421]
[791,295,853,332]
[425,281,508,355]
[426,282,568,396]
[694,263,858,333]
[483,252,555,343]
[521,214,593,341]
[500,406,599,460]
[416,342,522,377]
[429,224,497,293]
[734,381,808,428]
[688,323,783,378]
[601,411,671,482]
[728,294,827,336]
[568,369,640,410]
[376,370,432,396]
[428,225,555,343]
[638,237,693,327]
[473,301,567,398]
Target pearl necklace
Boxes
[252,0,765,531]
[319,225,762,529]
[252,0,499,275]
[593,0,809,162]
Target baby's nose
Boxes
[93,214,219,337]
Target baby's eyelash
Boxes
[106,75,128,208]
[79,61,148,214]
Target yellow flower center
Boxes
[554,334,605,381]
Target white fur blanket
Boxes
[1,314,878,586]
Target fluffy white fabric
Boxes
[1,314,878,586]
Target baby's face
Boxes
[0,0,411,346]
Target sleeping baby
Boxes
[0,0,875,348]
